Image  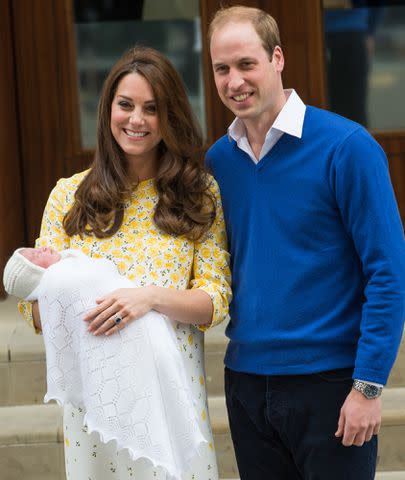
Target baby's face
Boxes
[21,247,61,268]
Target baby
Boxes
[3,247,206,479]
[4,246,66,300]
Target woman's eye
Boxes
[118,101,131,109]
[145,105,157,113]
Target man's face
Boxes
[21,247,61,268]
[210,21,285,127]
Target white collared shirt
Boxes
[227,89,306,163]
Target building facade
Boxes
[1,0,404,296]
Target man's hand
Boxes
[335,388,381,446]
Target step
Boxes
[1,297,405,405]
[210,390,405,476]
[1,389,405,479]
[0,404,64,480]
[204,318,228,397]
[222,474,405,480]
[0,297,46,406]
[378,388,405,472]
[376,473,405,479]
[0,400,236,480]
[209,396,239,478]
[0,302,225,407]
[387,337,405,388]
[222,475,405,480]
[204,321,405,395]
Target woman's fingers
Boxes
[104,316,128,336]
[83,288,154,336]
[83,298,114,322]
[83,290,126,323]
[93,311,127,336]
[85,301,117,332]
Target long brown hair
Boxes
[64,46,215,241]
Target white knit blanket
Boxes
[33,253,207,479]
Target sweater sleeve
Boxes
[190,177,232,330]
[332,128,405,384]
[18,178,72,332]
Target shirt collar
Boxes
[228,89,306,142]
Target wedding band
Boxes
[114,315,122,325]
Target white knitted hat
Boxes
[3,248,46,299]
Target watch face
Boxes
[364,384,379,398]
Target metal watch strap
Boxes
[352,380,383,399]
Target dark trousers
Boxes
[225,367,377,480]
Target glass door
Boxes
[323,0,405,130]
[322,0,405,222]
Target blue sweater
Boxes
[206,106,405,384]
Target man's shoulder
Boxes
[206,134,233,159]
[303,105,385,160]
[305,105,364,139]
[305,107,386,171]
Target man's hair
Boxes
[208,5,281,60]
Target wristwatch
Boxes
[352,380,383,399]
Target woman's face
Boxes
[21,247,61,268]
[110,72,162,180]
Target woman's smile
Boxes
[110,72,162,178]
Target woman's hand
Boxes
[84,285,213,336]
[83,286,156,336]
[32,301,42,332]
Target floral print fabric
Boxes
[18,170,231,479]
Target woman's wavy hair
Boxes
[64,46,215,241]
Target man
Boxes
[206,6,405,479]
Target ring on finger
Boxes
[114,314,123,325]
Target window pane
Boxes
[74,0,205,148]
[323,1,405,130]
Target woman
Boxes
[19,46,231,479]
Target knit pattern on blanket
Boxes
[35,255,207,480]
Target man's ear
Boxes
[272,46,285,73]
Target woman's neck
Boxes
[126,154,158,182]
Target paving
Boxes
[1,296,405,479]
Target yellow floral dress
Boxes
[19,170,231,480]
